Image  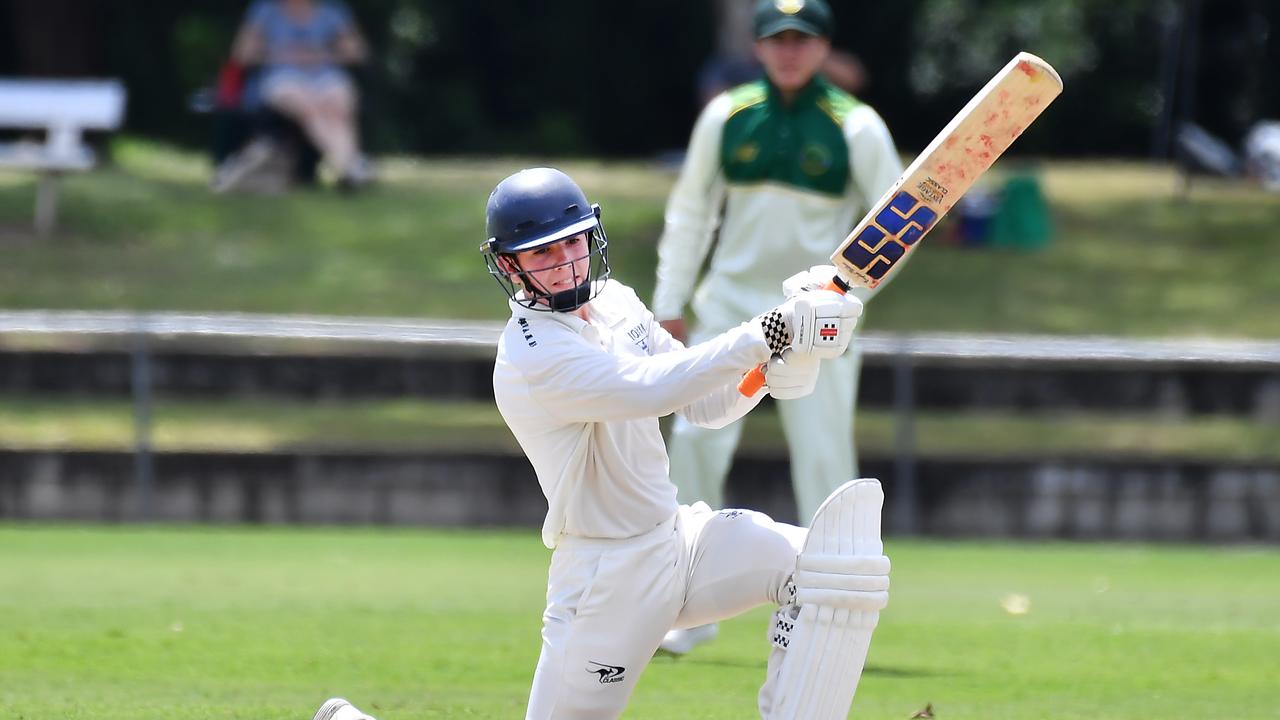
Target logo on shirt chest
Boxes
[626,323,649,352]
[801,142,834,176]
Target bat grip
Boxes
[736,276,849,396]
[738,365,767,397]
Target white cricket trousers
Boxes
[667,338,861,524]
[525,503,806,719]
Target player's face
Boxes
[507,232,592,301]
[755,30,830,93]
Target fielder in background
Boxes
[479,167,888,720]
[653,0,904,655]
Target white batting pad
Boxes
[764,478,888,720]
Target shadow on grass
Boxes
[652,655,953,679]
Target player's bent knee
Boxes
[794,552,890,610]
[759,478,889,720]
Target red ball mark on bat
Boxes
[985,112,1000,127]
[944,136,958,149]
[979,134,994,149]
[1011,126,1024,138]
[979,151,992,161]
[1017,61,1037,78]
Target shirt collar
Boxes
[765,75,826,109]
[509,297,589,333]
[507,280,623,334]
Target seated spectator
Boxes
[216,0,372,192]
[207,59,322,193]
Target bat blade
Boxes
[737,52,1061,397]
[831,52,1063,290]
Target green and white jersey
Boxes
[654,77,903,331]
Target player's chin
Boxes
[774,72,810,91]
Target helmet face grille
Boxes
[483,223,611,313]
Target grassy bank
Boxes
[2,141,1277,336]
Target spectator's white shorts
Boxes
[260,67,354,101]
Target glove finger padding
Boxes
[765,350,820,400]
[783,264,840,298]
[789,290,863,359]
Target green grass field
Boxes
[2,141,1278,337]
[1,526,1276,719]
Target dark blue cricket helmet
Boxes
[481,167,611,312]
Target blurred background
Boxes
[1,2,1279,719]
[0,0,1277,536]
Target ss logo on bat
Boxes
[841,191,937,280]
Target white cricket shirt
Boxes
[493,279,772,548]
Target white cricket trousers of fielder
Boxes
[667,334,861,524]
[525,503,806,719]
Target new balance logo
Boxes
[586,661,626,684]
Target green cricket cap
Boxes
[753,0,834,39]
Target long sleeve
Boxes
[646,315,765,429]
[524,321,770,425]
[652,95,733,321]
[676,380,764,429]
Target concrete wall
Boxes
[3,350,1279,417]
[3,450,1277,542]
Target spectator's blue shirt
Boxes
[246,0,354,75]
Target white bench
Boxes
[0,79,126,236]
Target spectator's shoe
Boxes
[212,138,280,194]
[312,697,376,720]
[657,622,719,657]
[337,155,377,193]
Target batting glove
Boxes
[783,264,840,298]
[755,289,863,359]
[764,350,820,400]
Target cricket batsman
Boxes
[481,167,890,719]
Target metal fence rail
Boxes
[4,310,1279,528]
[4,310,1280,365]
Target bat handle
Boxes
[737,365,768,397]
[736,276,849,396]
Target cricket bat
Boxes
[740,51,1063,396]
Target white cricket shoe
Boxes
[658,622,719,656]
[312,697,376,720]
